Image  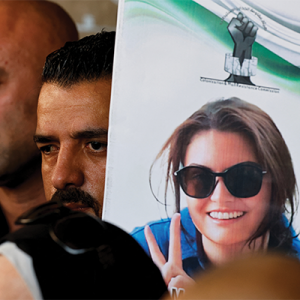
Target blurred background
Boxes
[51,0,118,38]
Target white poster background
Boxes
[103,0,300,233]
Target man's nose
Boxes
[210,178,235,203]
[51,147,84,190]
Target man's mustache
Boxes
[51,188,101,217]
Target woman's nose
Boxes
[210,178,235,203]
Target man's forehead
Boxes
[38,80,111,109]
[37,80,111,134]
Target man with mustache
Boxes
[0,31,166,299]
[35,31,112,218]
[35,33,112,219]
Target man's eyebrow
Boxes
[70,128,108,139]
[33,129,108,143]
[33,135,57,143]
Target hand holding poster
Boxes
[104,0,300,294]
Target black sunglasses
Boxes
[174,162,267,199]
[15,200,107,255]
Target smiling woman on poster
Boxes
[131,97,300,291]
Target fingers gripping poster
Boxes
[104,0,300,293]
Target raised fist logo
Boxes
[225,12,258,85]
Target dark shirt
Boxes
[0,207,9,238]
[1,210,167,299]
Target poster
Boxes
[104,0,300,292]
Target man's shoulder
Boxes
[0,241,43,299]
[0,254,34,300]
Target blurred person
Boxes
[0,31,167,299]
[163,253,300,299]
[0,0,78,236]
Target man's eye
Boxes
[40,145,58,155]
[87,142,106,152]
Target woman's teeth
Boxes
[209,211,244,220]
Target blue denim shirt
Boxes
[131,207,300,277]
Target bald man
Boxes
[0,1,78,235]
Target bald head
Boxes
[0,0,78,185]
[0,0,78,38]
[0,1,78,81]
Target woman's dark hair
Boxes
[152,97,297,248]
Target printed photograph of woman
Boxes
[131,97,300,291]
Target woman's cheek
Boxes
[186,197,207,232]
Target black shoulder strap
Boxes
[0,206,9,239]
